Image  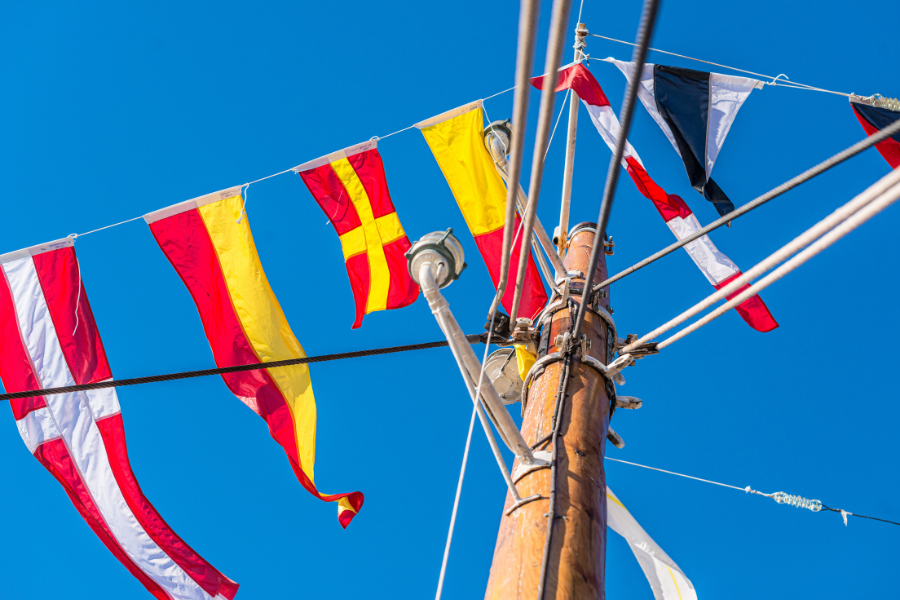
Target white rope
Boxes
[605,457,768,495]
[657,170,900,350]
[624,167,900,353]
[544,88,572,163]
[590,33,853,97]
[434,403,478,600]
[435,303,502,600]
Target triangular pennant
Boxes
[609,58,762,218]
[850,97,900,169]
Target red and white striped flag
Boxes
[532,64,777,332]
[0,238,238,599]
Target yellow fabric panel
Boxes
[375,212,405,245]
[419,106,508,236]
[665,565,685,600]
[330,158,391,314]
[198,195,319,484]
[338,227,367,261]
[514,344,536,381]
[607,490,628,511]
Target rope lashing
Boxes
[772,492,822,512]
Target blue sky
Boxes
[1,0,897,598]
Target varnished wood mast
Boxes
[484,224,612,600]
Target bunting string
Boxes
[588,32,859,98]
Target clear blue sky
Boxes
[1,1,897,598]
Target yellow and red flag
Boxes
[416,101,548,319]
[145,188,363,528]
[295,141,419,328]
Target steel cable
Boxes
[0,335,498,402]
[591,116,900,295]
[572,0,661,341]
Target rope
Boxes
[592,115,900,295]
[589,33,853,97]
[434,311,500,600]
[434,404,478,600]
[48,82,526,243]
[656,172,900,349]
[0,335,497,402]
[625,164,900,352]
[606,457,900,527]
[544,88,572,163]
[570,0,660,343]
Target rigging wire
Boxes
[588,32,853,97]
[623,165,900,352]
[655,172,900,350]
[590,116,900,295]
[536,2,662,599]
[570,0,660,342]
[435,305,501,600]
[0,335,501,402]
[605,457,900,527]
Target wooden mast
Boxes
[484,223,613,600]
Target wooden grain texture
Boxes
[484,227,611,600]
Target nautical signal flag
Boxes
[850,98,900,169]
[532,64,777,332]
[607,487,698,600]
[145,188,363,528]
[416,101,548,320]
[609,58,764,218]
[0,238,239,599]
[294,141,419,328]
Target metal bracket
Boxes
[581,354,628,386]
[512,450,552,482]
[614,396,642,409]
[607,426,625,449]
[504,494,545,516]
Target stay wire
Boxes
[606,457,900,527]
[591,116,900,295]
[434,311,500,600]
[0,335,501,402]
[572,0,661,341]
[588,32,852,97]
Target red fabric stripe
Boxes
[299,165,362,235]
[852,105,900,169]
[34,438,169,599]
[149,208,363,525]
[713,271,779,333]
[96,414,240,599]
[624,157,692,222]
[345,253,370,329]
[382,237,419,311]
[531,63,610,107]
[31,247,112,386]
[346,148,395,218]
[474,222,548,320]
[0,268,46,419]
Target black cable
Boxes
[821,505,900,527]
[0,334,499,402]
[572,0,661,341]
[591,114,900,294]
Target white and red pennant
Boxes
[532,64,777,332]
[0,238,237,600]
